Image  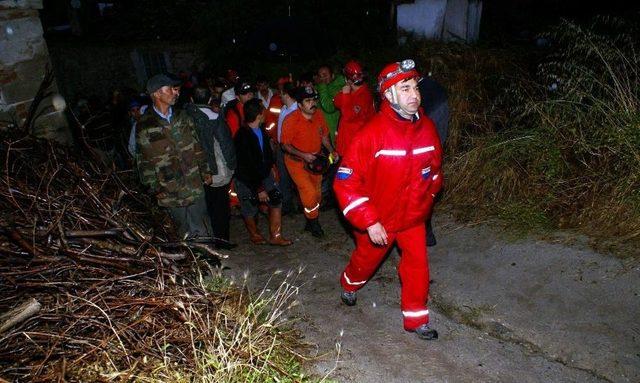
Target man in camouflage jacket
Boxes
[136,74,213,238]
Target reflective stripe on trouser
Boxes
[229,181,240,207]
[340,223,430,330]
[286,160,322,219]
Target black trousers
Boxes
[204,182,231,241]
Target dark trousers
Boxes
[276,148,296,213]
[205,182,231,241]
[321,162,338,208]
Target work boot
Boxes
[304,218,324,238]
[341,291,357,306]
[410,324,439,340]
[268,207,292,246]
[243,216,266,245]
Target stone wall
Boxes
[0,0,71,143]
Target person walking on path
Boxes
[136,74,213,238]
[234,98,292,246]
[333,60,443,340]
[333,60,375,157]
[185,87,237,249]
[419,76,449,247]
[281,86,338,238]
[316,65,345,208]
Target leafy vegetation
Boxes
[436,17,640,256]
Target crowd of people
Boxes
[112,58,448,340]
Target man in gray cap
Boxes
[135,74,214,238]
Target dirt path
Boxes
[221,210,640,383]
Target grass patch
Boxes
[427,17,640,257]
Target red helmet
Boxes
[343,60,364,84]
[277,76,291,86]
[377,59,419,93]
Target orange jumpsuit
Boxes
[280,109,329,219]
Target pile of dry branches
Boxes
[0,132,237,381]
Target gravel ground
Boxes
[221,209,640,383]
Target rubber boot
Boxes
[268,207,292,246]
[243,216,266,244]
[304,218,324,238]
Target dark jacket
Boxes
[234,125,274,192]
[185,103,237,174]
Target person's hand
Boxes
[366,222,388,246]
[342,85,351,94]
[203,174,213,185]
[302,152,317,163]
[156,191,168,200]
[258,191,269,203]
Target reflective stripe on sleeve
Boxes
[269,107,281,114]
[402,309,429,318]
[433,174,439,180]
[374,149,406,158]
[343,272,367,286]
[342,197,369,216]
[412,146,435,155]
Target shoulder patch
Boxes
[336,166,353,180]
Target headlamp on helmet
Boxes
[377,59,419,93]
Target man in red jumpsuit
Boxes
[333,60,375,157]
[333,59,443,340]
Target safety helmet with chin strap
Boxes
[343,60,365,85]
[377,59,420,111]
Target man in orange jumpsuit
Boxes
[334,59,443,340]
[333,60,376,156]
[281,86,338,237]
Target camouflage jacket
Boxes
[135,107,211,207]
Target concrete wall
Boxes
[0,0,71,143]
[397,0,483,43]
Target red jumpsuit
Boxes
[333,101,443,330]
[333,85,375,156]
[225,101,245,138]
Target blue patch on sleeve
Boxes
[421,167,431,180]
[337,167,353,180]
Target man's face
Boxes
[317,67,333,84]
[386,78,420,115]
[212,86,224,98]
[238,92,254,104]
[129,106,141,119]
[298,97,318,115]
[155,85,180,106]
[257,82,269,92]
